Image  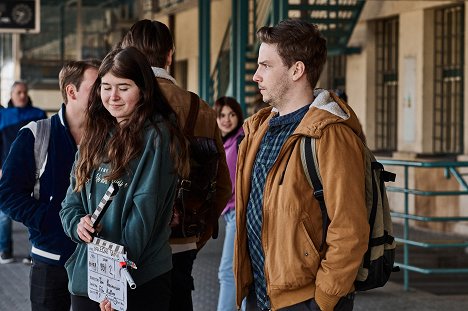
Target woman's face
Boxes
[217,105,239,137]
[100,73,141,124]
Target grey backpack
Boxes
[23,119,51,199]
[300,135,398,291]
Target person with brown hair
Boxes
[60,47,189,311]
[0,59,100,310]
[119,19,231,311]
[214,96,244,311]
[234,19,369,311]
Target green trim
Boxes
[230,0,238,100]
[235,0,248,115]
[198,0,210,101]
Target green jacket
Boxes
[60,122,177,296]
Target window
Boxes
[375,17,398,153]
[20,5,114,86]
[433,5,464,154]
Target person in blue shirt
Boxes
[60,47,190,311]
[0,81,46,264]
[0,60,100,310]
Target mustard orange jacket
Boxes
[234,89,369,311]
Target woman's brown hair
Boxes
[74,47,189,191]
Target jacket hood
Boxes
[151,67,177,85]
[244,89,364,141]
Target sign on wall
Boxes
[0,0,40,33]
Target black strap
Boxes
[184,92,200,136]
[369,230,394,247]
[304,137,329,251]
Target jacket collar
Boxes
[151,67,177,85]
[244,89,363,139]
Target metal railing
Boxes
[379,159,468,290]
[209,20,231,105]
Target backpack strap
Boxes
[24,118,51,200]
[300,136,329,251]
[184,92,200,136]
[362,161,397,268]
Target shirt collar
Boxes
[269,104,309,127]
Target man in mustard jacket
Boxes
[234,19,369,311]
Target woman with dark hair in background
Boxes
[214,96,244,311]
[60,46,189,311]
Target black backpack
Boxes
[170,92,220,239]
[300,135,399,291]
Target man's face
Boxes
[253,43,292,108]
[75,68,98,112]
[11,83,29,108]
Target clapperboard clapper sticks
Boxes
[90,182,119,230]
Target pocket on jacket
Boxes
[267,220,320,289]
[64,245,79,270]
[64,244,88,296]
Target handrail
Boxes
[210,19,232,82]
[379,159,468,291]
[380,159,468,167]
[209,20,231,104]
[209,0,274,105]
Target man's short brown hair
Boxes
[119,19,174,68]
[257,19,327,89]
[59,59,100,103]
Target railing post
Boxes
[230,0,238,99]
[198,0,210,101]
[272,0,288,25]
[403,165,409,291]
[235,0,248,114]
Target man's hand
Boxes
[77,214,101,243]
[99,298,114,311]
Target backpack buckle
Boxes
[180,179,191,190]
[313,189,324,201]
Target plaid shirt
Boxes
[246,104,309,310]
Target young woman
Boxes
[214,96,244,311]
[60,46,189,311]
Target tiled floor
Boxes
[1,221,468,311]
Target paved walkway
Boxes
[1,221,468,310]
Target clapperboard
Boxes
[87,183,129,311]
